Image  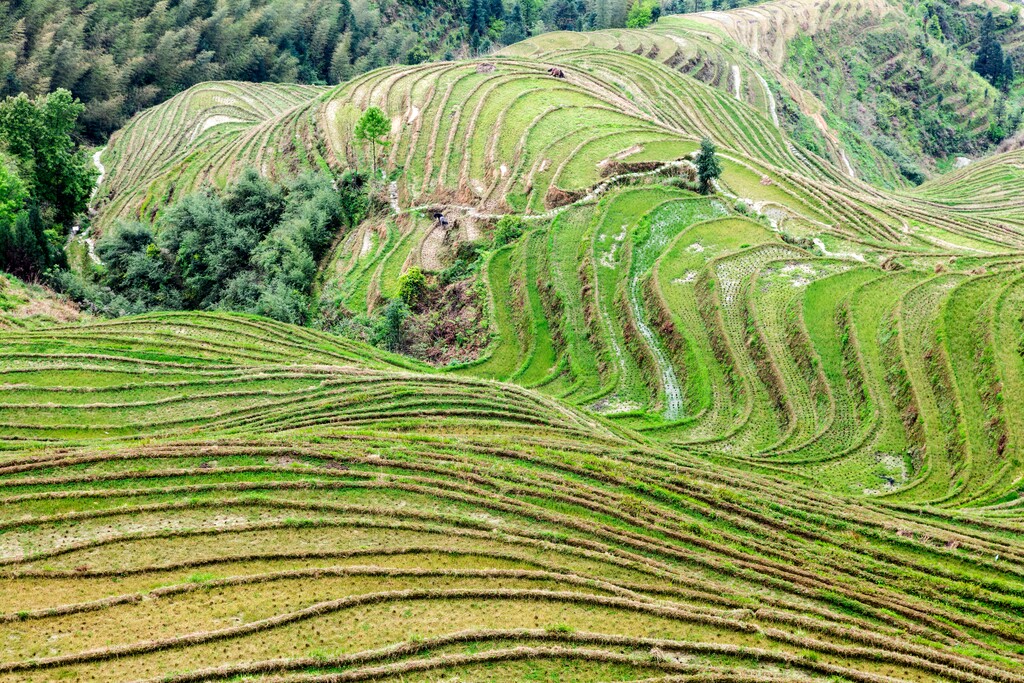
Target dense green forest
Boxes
[0,0,719,142]
[0,89,94,279]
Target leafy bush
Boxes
[493,215,524,246]
[439,241,485,285]
[373,298,411,351]
[626,0,659,27]
[398,266,428,306]
[59,169,359,323]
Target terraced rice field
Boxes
[25,0,1024,677]
[83,0,1024,503]
[2,313,1024,682]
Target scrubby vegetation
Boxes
[57,169,357,324]
[0,89,95,278]
[782,0,1023,182]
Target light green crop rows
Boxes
[1,312,1023,682]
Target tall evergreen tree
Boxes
[1000,55,1015,92]
[467,0,487,39]
[502,3,527,43]
[696,137,722,195]
[488,0,505,24]
[974,12,1006,86]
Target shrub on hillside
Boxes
[398,266,428,306]
[439,241,485,285]
[493,215,525,246]
[57,169,357,324]
[373,298,411,351]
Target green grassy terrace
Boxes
[0,312,1023,682]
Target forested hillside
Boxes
[0,0,741,141]
[783,0,1024,180]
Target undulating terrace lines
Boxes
[992,276,1024,496]
[96,41,1024,263]
[941,273,1019,506]
[694,243,803,453]
[97,82,321,226]
[746,259,829,453]
[1,426,1023,681]
[544,48,805,177]
[650,219,764,437]
[768,267,881,463]
[890,275,968,504]
[43,22,1024,680]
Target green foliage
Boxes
[0,204,63,280]
[398,266,428,306]
[0,89,95,227]
[493,215,525,246]
[95,222,179,313]
[355,107,392,175]
[974,12,1014,91]
[784,5,1023,183]
[373,297,411,351]
[0,155,27,229]
[336,171,372,230]
[626,0,658,28]
[0,89,93,278]
[63,169,357,322]
[0,0,457,140]
[439,241,485,285]
[695,138,721,194]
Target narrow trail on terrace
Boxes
[731,64,741,101]
[90,148,107,201]
[84,149,107,265]
[401,160,696,223]
[69,148,107,266]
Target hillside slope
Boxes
[79,3,1024,506]
[15,8,1024,677]
[0,313,1023,682]
[506,0,1023,186]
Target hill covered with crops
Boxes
[3,0,1024,679]
[1,312,1023,682]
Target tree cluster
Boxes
[0,0,467,141]
[57,169,368,324]
[626,0,661,28]
[974,12,1014,91]
[0,89,94,279]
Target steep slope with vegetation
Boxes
[2,1,1024,679]
[510,0,1024,185]
[695,0,1024,182]
[0,313,1023,682]
[0,0,771,142]
[53,11,1024,503]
